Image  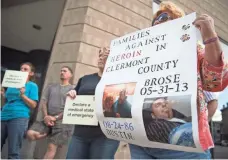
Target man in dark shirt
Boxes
[112,89,132,118]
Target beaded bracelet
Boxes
[203,36,218,45]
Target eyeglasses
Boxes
[152,12,172,26]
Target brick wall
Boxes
[160,0,228,42]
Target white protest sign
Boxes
[2,70,28,88]
[63,96,98,126]
[95,13,203,152]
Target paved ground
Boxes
[115,144,228,159]
[1,141,227,159]
[213,145,228,159]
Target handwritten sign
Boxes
[2,70,28,88]
[95,13,203,153]
[63,96,98,126]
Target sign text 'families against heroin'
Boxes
[105,28,188,96]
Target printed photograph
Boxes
[103,82,136,118]
[142,95,196,147]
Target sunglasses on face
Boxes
[152,12,172,26]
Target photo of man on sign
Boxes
[112,88,132,118]
[103,82,136,118]
[142,95,194,147]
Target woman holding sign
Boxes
[129,1,228,159]
[66,47,119,159]
[1,62,39,159]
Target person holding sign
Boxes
[27,66,74,159]
[129,1,228,159]
[1,62,39,159]
[66,47,119,159]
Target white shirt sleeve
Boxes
[203,91,218,103]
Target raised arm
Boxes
[194,14,228,91]
[197,47,227,91]
[193,14,223,66]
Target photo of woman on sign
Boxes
[143,95,194,147]
[103,96,115,117]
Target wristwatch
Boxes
[54,115,59,120]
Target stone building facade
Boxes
[221,104,228,142]
[158,0,228,42]
[33,0,153,159]
[33,0,228,159]
[2,0,226,159]
[42,0,153,87]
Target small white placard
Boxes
[2,70,28,88]
[63,95,98,126]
